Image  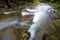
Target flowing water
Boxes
[22,3,60,40]
[0,3,60,40]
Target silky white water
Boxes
[22,3,54,40]
[0,3,54,40]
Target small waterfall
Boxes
[22,3,54,40]
[0,3,55,40]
